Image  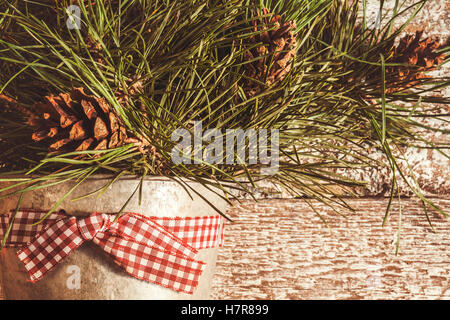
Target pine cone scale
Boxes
[94,139,108,151]
[94,117,109,140]
[44,95,76,128]
[76,138,94,152]
[50,138,71,151]
[109,112,120,132]
[81,100,97,120]
[108,131,120,149]
[69,120,87,141]
[32,130,50,142]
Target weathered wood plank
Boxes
[210,198,450,300]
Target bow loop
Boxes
[76,212,112,241]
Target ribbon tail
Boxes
[150,215,225,250]
[94,233,206,294]
[0,210,67,247]
[17,217,84,282]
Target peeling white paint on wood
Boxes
[210,198,450,300]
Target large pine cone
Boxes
[386,31,446,92]
[29,88,147,153]
[242,8,297,97]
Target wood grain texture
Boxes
[210,198,450,300]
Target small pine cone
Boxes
[242,8,297,97]
[386,31,446,92]
[29,88,148,154]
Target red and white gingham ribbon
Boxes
[0,210,225,294]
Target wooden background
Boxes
[1,0,449,300]
[210,198,450,299]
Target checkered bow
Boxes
[0,210,225,294]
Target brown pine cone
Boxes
[386,31,446,92]
[242,8,297,97]
[29,88,148,154]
